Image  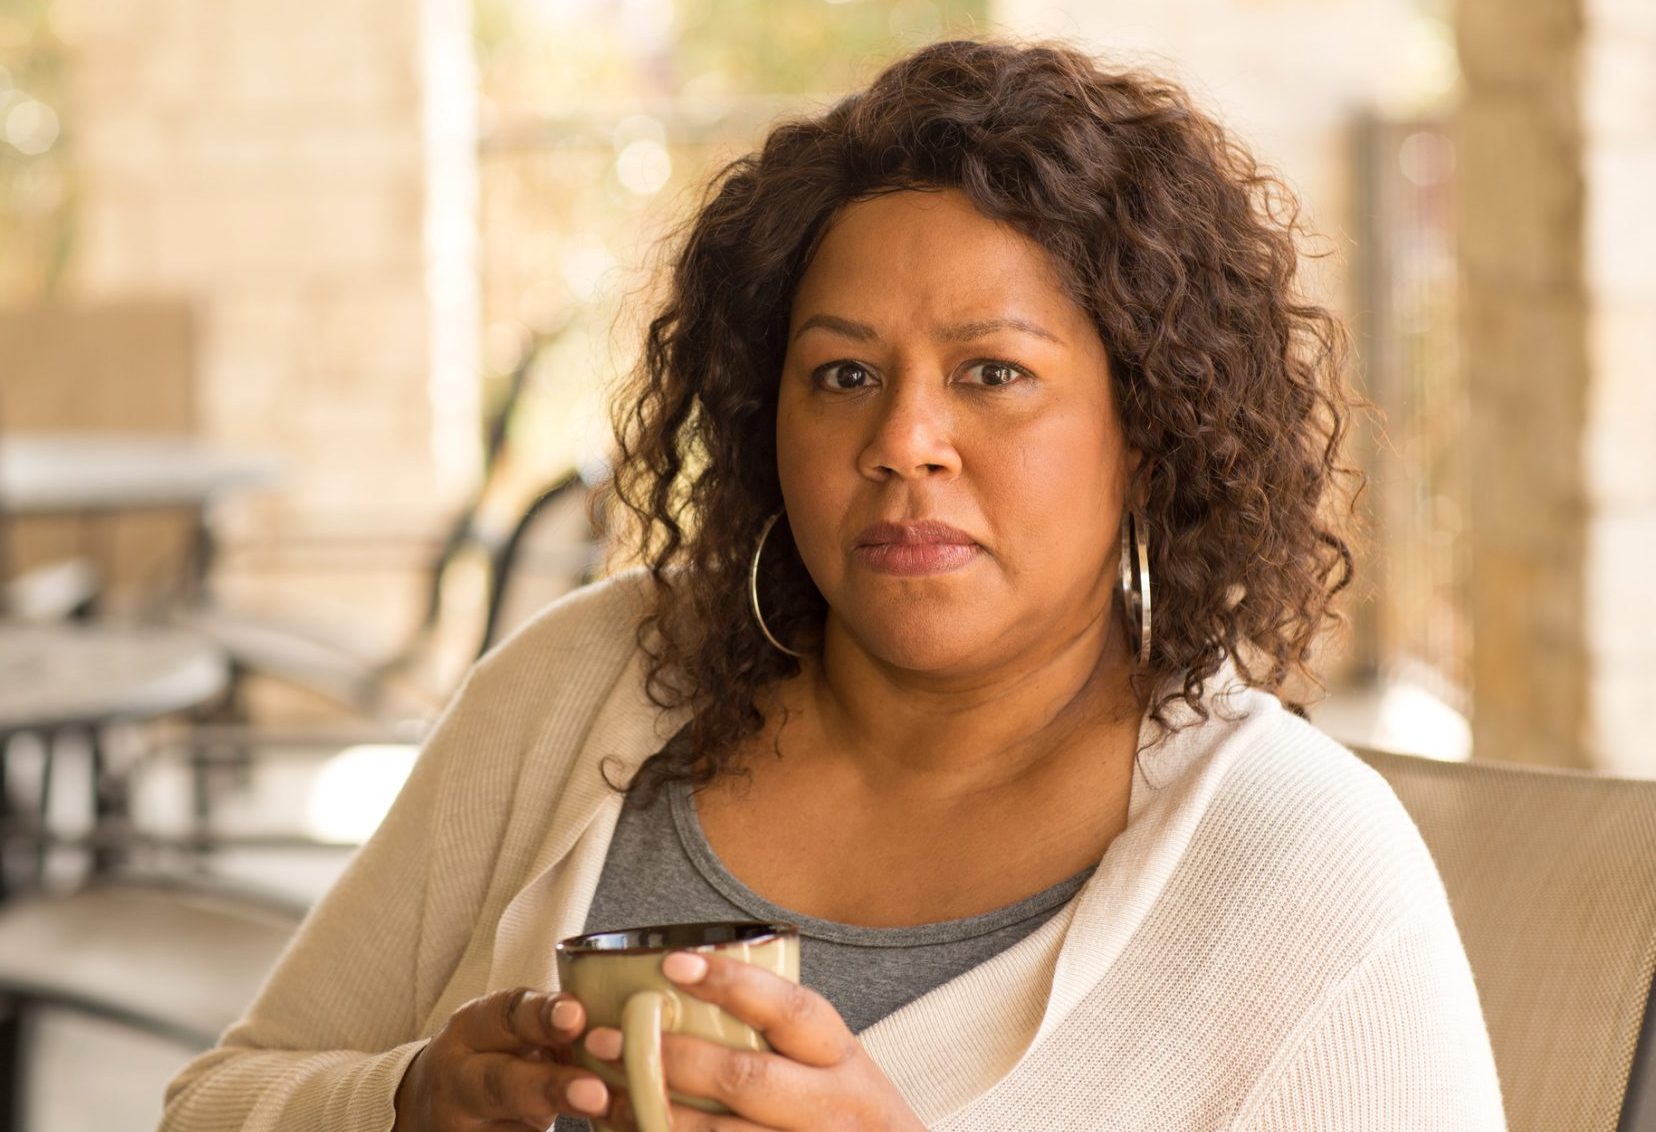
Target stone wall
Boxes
[1460,0,1656,773]
[57,0,481,694]
[1581,0,1656,775]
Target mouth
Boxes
[852,520,980,577]
[853,519,976,548]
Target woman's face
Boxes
[777,187,1137,677]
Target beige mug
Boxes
[555,920,801,1132]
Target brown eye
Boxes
[815,361,875,390]
[963,360,1028,387]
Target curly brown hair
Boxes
[608,36,1358,808]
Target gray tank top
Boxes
[552,764,1094,1130]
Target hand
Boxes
[577,950,926,1131]
[392,986,614,1131]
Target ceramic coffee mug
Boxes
[555,920,801,1132]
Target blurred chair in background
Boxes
[171,323,612,872]
[0,875,303,1132]
[169,458,608,873]
[178,323,608,729]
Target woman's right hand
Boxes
[392,987,613,1131]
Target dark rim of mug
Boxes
[556,920,799,956]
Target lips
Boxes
[853,519,976,548]
[852,520,980,576]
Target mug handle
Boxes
[621,989,677,1132]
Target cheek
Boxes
[775,393,818,465]
[981,413,1125,561]
[775,397,827,496]
[775,400,853,555]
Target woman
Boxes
[162,38,1504,1131]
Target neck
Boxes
[785,598,1142,805]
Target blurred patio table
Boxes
[0,623,230,900]
[0,624,227,734]
[0,434,269,899]
[0,431,282,601]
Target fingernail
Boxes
[584,1026,622,1060]
[568,1076,608,1114]
[551,999,581,1031]
[663,951,707,983]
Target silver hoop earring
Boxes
[750,511,804,659]
[1119,510,1153,667]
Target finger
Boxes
[452,988,586,1054]
[658,1033,818,1128]
[453,1051,610,1124]
[661,952,852,1067]
[584,1026,622,1062]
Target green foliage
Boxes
[0,0,71,301]
[476,0,987,108]
[672,0,987,96]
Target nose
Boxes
[856,379,961,481]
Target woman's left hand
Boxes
[578,949,926,1131]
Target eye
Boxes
[960,359,1030,387]
[812,360,877,391]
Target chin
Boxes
[834,605,997,674]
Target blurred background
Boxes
[0,0,1651,1126]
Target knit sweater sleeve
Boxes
[157,659,501,1132]
[1228,910,1507,1131]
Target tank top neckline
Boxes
[665,774,1097,948]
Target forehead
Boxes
[789,188,1082,328]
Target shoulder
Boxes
[1122,697,1504,1128]
[1135,690,1475,1065]
[1145,668,1457,940]
[1185,688,1452,939]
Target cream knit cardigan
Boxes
[161,570,1506,1130]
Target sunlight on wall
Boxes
[304,744,420,843]
[1372,680,1473,762]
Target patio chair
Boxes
[1352,745,1656,1132]
[0,874,303,1132]
[147,463,607,880]
[176,323,606,725]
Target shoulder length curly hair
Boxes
[608,37,1358,808]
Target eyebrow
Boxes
[791,313,1065,347]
